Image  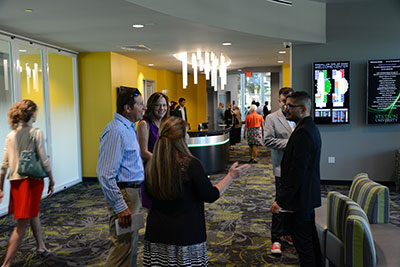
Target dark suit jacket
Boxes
[175,106,187,121]
[277,116,321,212]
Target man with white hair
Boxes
[243,105,264,163]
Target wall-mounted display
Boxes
[367,59,400,124]
[313,61,350,124]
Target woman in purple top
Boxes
[137,92,169,208]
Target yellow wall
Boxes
[156,70,178,101]
[78,52,112,177]
[79,53,207,177]
[176,74,207,129]
[111,52,138,113]
[282,64,291,87]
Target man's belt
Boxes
[117,182,142,189]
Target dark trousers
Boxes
[287,211,322,267]
[271,176,289,243]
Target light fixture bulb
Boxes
[132,24,144,28]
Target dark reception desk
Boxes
[188,127,230,174]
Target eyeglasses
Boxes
[284,103,303,109]
[130,88,141,98]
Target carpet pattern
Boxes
[0,142,399,266]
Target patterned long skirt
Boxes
[143,240,208,266]
[247,127,263,146]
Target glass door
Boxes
[46,49,81,189]
[0,38,13,215]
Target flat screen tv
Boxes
[367,59,400,124]
[313,61,350,124]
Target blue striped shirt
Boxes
[97,113,144,214]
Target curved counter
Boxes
[188,128,230,174]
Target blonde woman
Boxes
[0,100,55,267]
[143,116,250,266]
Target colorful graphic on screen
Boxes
[313,61,350,124]
[367,59,400,124]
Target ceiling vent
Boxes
[266,0,292,7]
[120,45,151,51]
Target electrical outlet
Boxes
[328,157,335,164]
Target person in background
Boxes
[224,102,233,128]
[243,105,264,163]
[232,105,242,144]
[263,101,270,119]
[97,87,146,267]
[175,98,188,122]
[270,91,322,267]
[137,92,169,209]
[0,100,55,267]
[169,101,177,117]
[216,102,225,129]
[137,92,169,163]
[256,102,263,115]
[143,116,250,266]
[264,87,295,254]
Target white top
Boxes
[181,106,186,121]
[1,126,51,181]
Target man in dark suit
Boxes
[174,97,188,122]
[270,91,322,267]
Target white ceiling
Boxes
[0,0,335,73]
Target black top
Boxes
[277,116,322,212]
[144,158,220,245]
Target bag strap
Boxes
[29,128,40,155]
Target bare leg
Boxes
[2,218,30,267]
[254,146,259,161]
[30,215,48,253]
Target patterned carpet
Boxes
[0,142,399,266]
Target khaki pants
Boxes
[105,188,140,267]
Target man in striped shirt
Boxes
[97,87,146,267]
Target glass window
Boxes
[17,44,47,139]
[47,51,80,187]
[239,72,271,115]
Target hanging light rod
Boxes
[174,51,231,91]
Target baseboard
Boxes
[83,177,98,183]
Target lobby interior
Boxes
[0,0,400,266]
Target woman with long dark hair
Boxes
[0,99,55,266]
[143,116,250,266]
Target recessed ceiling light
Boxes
[132,24,144,28]
[24,9,33,13]
[19,49,27,52]
[222,42,232,46]
[237,69,242,71]
[279,51,286,54]
[278,60,284,64]
[148,64,154,66]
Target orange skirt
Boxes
[9,178,44,220]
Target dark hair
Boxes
[117,87,141,114]
[286,91,311,108]
[255,102,260,107]
[279,87,294,96]
[143,92,169,122]
[178,97,185,104]
[8,99,38,129]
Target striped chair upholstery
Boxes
[348,173,390,224]
[327,191,376,267]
